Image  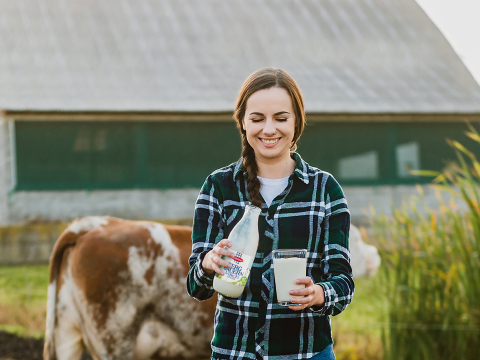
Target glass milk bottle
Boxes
[213,204,261,297]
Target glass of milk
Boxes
[272,249,307,306]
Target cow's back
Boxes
[45,216,216,360]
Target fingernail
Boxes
[228,242,232,247]
[295,280,300,284]
[289,290,294,295]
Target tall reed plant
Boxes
[374,126,480,360]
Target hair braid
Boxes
[242,137,263,207]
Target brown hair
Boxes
[233,68,306,207]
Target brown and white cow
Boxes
[44,217,380,360]
[44,216,217,360]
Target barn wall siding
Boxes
[7,188,200,224]
[6,184,455,225]
[0,184,459,264]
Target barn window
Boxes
[338,151,379,180]
[298,121,479,186]
[299,122,392,185]
[14,121,242,190]
[15,122,137,190]
[396,142,420,178]
[13,120,479,190]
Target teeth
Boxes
[261,138,278,144]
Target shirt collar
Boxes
[233,152,309,185]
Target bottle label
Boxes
[215,249,252,286]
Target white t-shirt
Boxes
[258,175,289,207]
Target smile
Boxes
[260,138,280,145]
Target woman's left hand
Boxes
[288,277,325,311]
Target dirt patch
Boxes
[0,331,92,360]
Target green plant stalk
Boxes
[374,133,480,360]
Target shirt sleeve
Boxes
[310,174,355,316]
[186,174,225,301]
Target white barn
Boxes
[1,0,480,227]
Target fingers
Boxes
[211,258,225,275]
[214,246,235,259]
[287,288,312,311]
[206,239,235,276]
[288,283,325,311]
[290,294,313,304]
[205,252,229,276]
[217,239,233,249]
[294,276,314,285]
[289,286,313,297]
[287,278,317,311]
[212,252,233,270]
[213,239,235,258]
[288,294,314,311]
[288,277,313,296]
[288,300,311,311]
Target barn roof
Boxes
[1,0,480,113]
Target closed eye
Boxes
[251,118,263,123]
[276,118,288,122]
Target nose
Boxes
[263,118,277,136]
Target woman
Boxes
[187,68,354,360]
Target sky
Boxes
[415,0,480,86]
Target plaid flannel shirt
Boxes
[187,152,354,360]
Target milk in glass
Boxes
[272,249,307,306]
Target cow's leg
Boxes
[72,294,122,360]
[55,277,85,360]
[134,320,188,360]
[55,261,114,360]
[78,297,141,360]
[54,326,84,360]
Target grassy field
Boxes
[0,264,385,359]
[0,265,49,338]
[332,275,385,360]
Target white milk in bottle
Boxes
[213,205,261,297]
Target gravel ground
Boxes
[0,331,92,360]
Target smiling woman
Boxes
[233,69,306,208]
[243,87,296,179]
[186,68,354,360]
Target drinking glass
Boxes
[272,249,307,306]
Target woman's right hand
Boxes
[202,239,234,276]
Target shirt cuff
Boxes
[194,251,215,287]
[309,283,332,315]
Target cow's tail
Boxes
[43,220,94,360]
[44,277,58,360]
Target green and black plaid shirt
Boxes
[187,152,354,360]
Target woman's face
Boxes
[243,87,296,163]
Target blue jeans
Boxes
[309,344,335,360]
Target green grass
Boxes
[0,265,49,337]
[0,265,49,304]
[332,276,385,360]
